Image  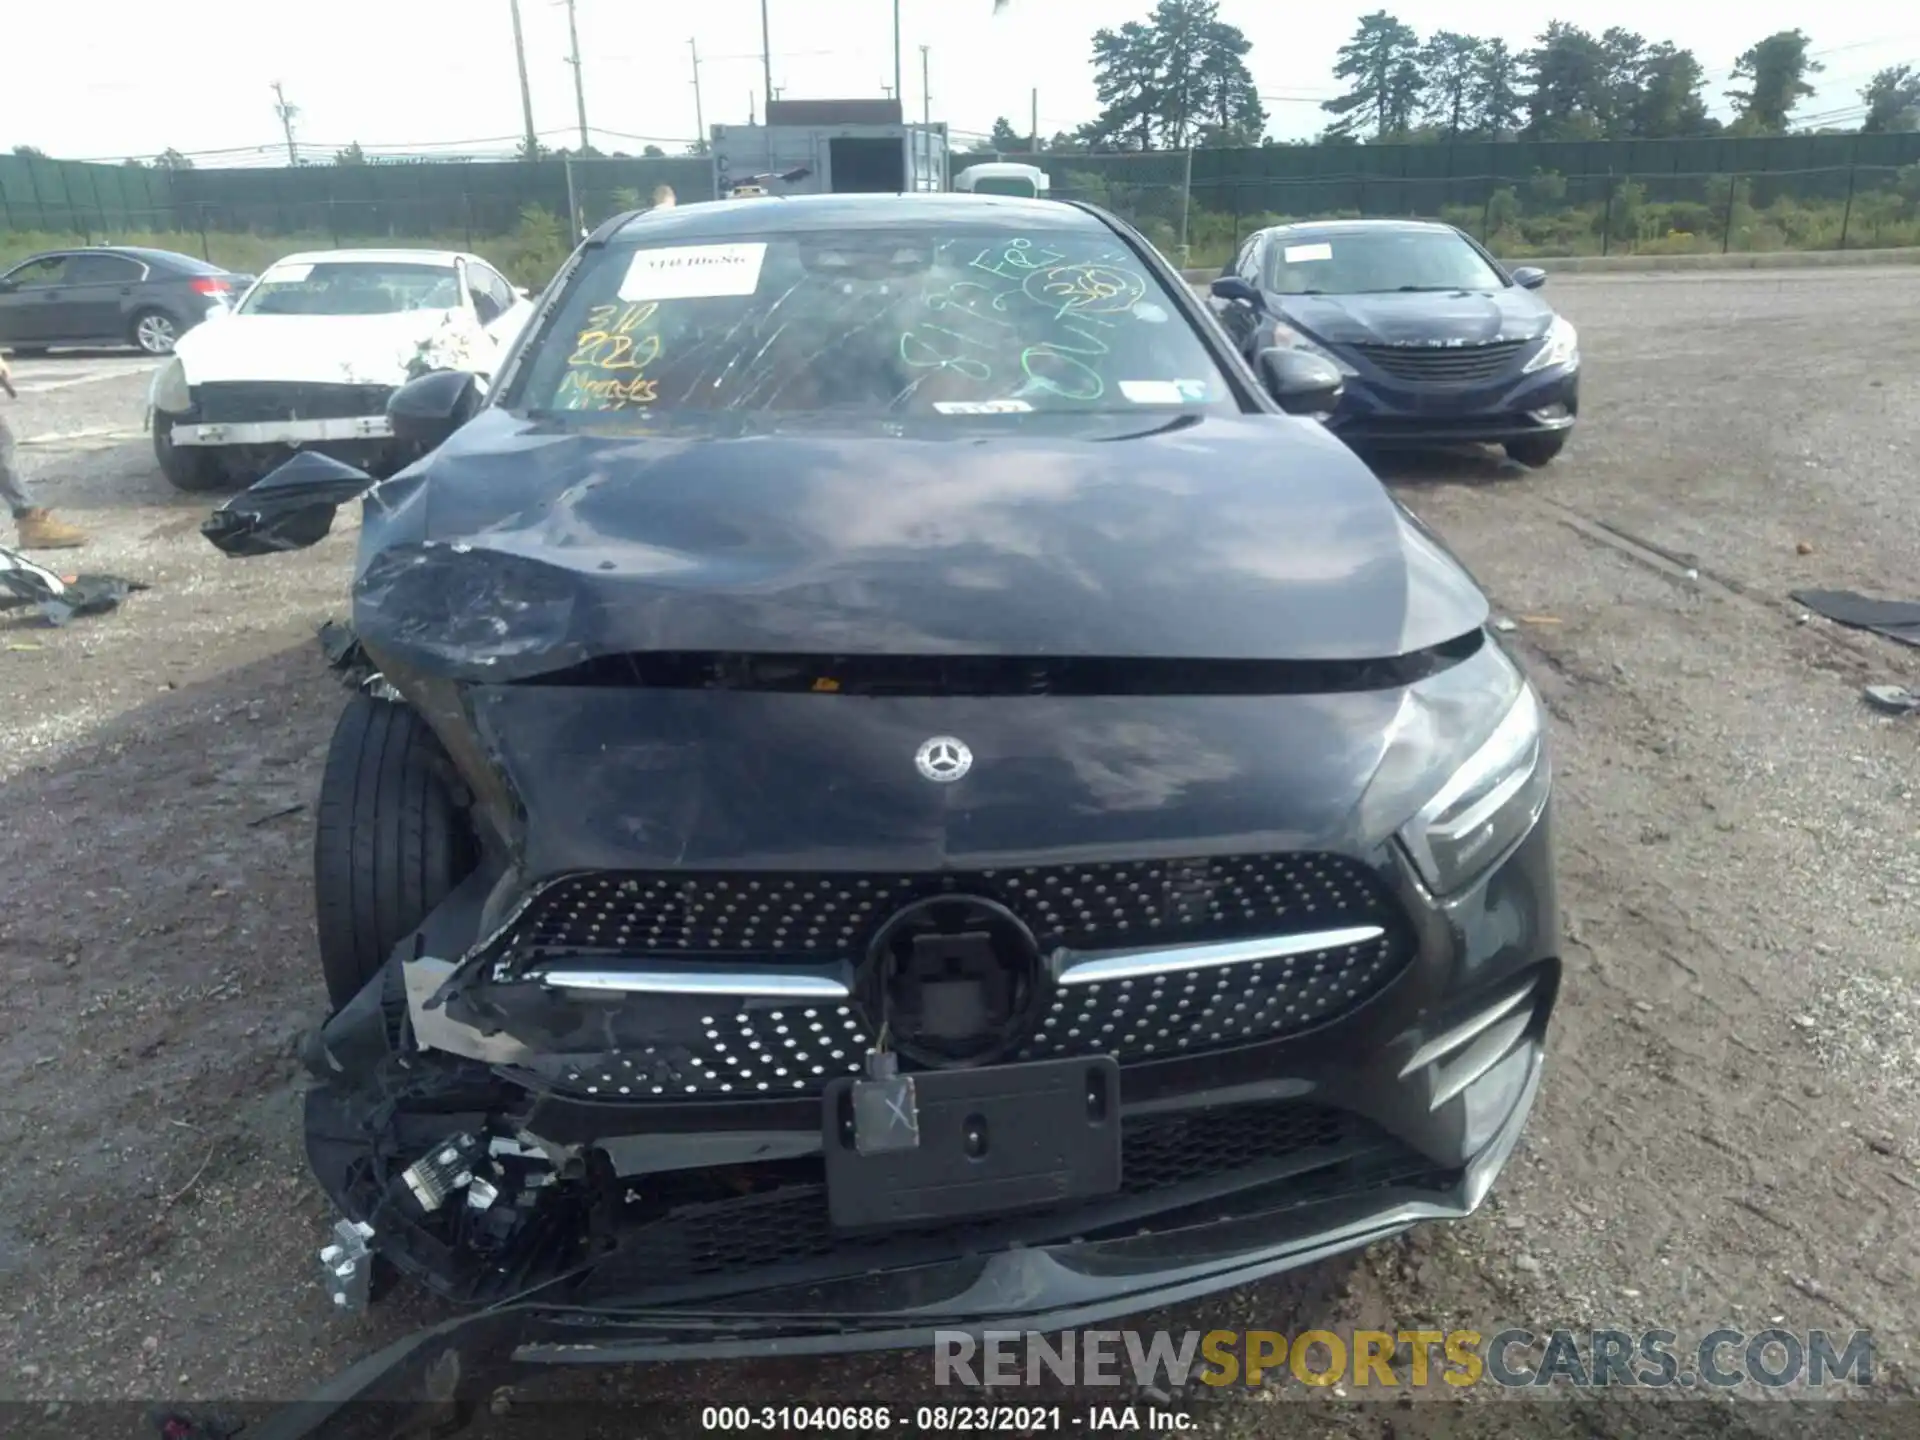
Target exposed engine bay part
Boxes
[318,1219,378,1312]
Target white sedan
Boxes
[146,248,535,491]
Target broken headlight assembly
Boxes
[1356,636,1550,897]
[356,544,585,674]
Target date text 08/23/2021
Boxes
[699,1405,1190,1431]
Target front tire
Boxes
[153,418,228,492]
[1505,432,1568,468]
[314,696,477,1013]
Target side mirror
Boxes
[201,451,376,557]
[389,368,483,452]
[1257,348,1345,418]
[1210,275,1263,309]
[1510,266,1547,290]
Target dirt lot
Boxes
[3,271,1919,1436]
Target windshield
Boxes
[1266,229,1506,295]
[511,226,1234,417]
[237,261,462,317]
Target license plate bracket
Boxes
[822,1056,1121,1229]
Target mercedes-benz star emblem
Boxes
[914,736,973,783]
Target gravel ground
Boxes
[2,271,1918,1437]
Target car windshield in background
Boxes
[1267,230,1507,296]
[237,262,461,317]
[513,227,1235,417]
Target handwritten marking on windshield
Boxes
[569,303,661,370]
[900,327,994,381]
[559,372,660,407]
[1019,348,1103,400]
[1023,264,1146,319]
[968,237,1068,282]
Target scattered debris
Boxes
[1862,685,1920,716]
[1493,617,1518,632]
[316,619,376,689]
[1796,542,1814,556]
[247,804,307,828]
[1791,589,1920,648]
[0,544,149,626]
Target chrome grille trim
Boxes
[1055,925,1387,987]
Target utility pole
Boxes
[561,0,590,154]
[1030,87,1038,152]
[689,38,706,153]
[270,82,299,166]
[509,0,539,160]
[760,0,774,168]
[920,45,930,130]
[892,0,902,118]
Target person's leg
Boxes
[0,409,34,515]
[0,410,87,549]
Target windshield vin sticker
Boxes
[617,242,768,301]
[1119,380,1186,405]
[1283,243,1334,263]
[932,400,1034,415]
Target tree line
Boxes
[970,0,1920,154]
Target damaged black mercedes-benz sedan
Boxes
[203,192,1557,1413]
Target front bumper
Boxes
[289,800,1558,1417]
[1326,363,1579,447]
[169,414,395,447]
[250,1047,1542,1440]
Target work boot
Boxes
[13,508,88,549]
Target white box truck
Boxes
[712,99,947,200]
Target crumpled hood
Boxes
[174,308,485,387]
[350,410,1488,682]
[1277,288,1552,348]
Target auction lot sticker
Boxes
[618,242,768,301]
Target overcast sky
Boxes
[3,1,1912,163]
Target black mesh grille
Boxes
[191,381,395,423]
[1121,1100,1349,1190]
[1351,340,1528,385]
[488,853,1397,964]
[590,1102,1450,1286]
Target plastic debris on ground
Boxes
[0,544,148,625]
[1791,589,1920,649]
[1863,685,1920,717]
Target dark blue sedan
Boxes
[1208,219,1578,467]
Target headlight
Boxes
[1270,321,1357,377]
[1353,640,1551,897]
[1399,682,1550,894]
[1521,316,1578,375]
[150,357,190,414]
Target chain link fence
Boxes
[967,153,1920,268]
[5,147,1919,288]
